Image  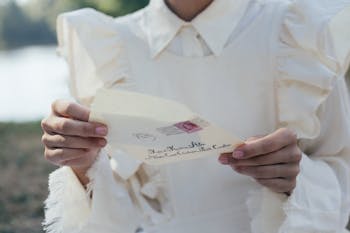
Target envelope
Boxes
[89,89,243,165]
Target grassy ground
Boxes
[0,122,55,233]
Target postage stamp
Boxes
[174,120,202,133]
[156,117,210,136]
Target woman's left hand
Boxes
[218,128,302,195]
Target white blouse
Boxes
[44,0,350,233]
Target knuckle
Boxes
[41,134,49,145]
[57,120,69,132]
[288,165,300,177]
[51,99,61,111]
[41,118,47,129]
[280,128,297,142]
[280,127,290,135]
[279,127,288,133]
[65,102,75,116]
[287,152,295,162]
[61,120,69,132]
[41,118,50,131]
[44,148,54,161]
[294,149,302,162]
[56,135,67,145]
[52,121,62,132]
[287,129,297,142]
[286,147,302,163]
[278,127,289,137]
[89,138,100,148]
[290,134,298,144]
[82,124,93,136]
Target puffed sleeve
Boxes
[55,8,132,106]
[248,1,350,233]
[44,8,173,233]
[43,8,141,233]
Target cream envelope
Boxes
[89,89,243,165]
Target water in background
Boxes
[0,46,72,122]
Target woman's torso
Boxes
[107,1,287,232]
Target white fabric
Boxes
[144,0,251,57]
[44,0,350,232]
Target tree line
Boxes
[0,0,149,50]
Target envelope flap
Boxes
[90,89,196,123]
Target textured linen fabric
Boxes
[43,0,350,232]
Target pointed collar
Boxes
[144,0,251,58]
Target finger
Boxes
[229,145,302,166]
[218,152,239,164]
[44,147,89,165]
[42,116,107,137]
[52,100,90,121]
[233,128,297,159]
[255,178,296,193]
[232,163,300,179]
[42,133,107,149]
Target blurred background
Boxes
[0,1,148,232]
[0,0,349,233]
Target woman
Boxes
[41,0,350,232]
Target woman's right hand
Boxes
[41,100,108,186]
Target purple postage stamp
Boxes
[156,117,209,136]
[174,120,202,133]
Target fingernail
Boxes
[95,126,107,136]
[233,150,244,159]
[218,156,229,164]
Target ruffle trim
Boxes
[83,149,141,232]
[43,166,91,233]
[109,149,174,228]
[42,150,145,233]
[275,0,348,140]
[278,153,342,232]
[56,8,133,103]
[248,1,350,232]
[248,153,344,233]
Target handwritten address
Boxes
[145,141,231,160]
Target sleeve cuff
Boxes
[43,149,141,233]
[248,153,343,233]
[43,166,91,233]
[279,153,342,232]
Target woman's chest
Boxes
[116,1,280,139]
[124,46,277,140]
